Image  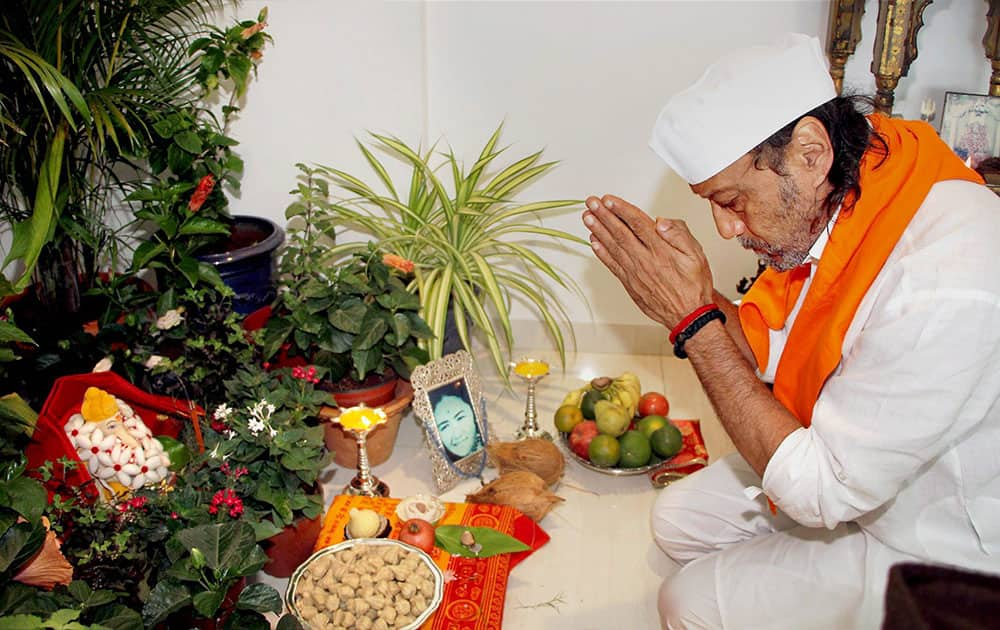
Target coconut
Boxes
[486,439,564,487]
[465,471,564,522]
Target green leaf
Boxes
[276,614,305,630]
[176,256,201,287]
[1,477,46,523]
[390,313,411,345]
[0,321,33,345]
[44,609,80,626]
[178,217,231,236]
[434,525,530,558]
[90,605,143,630]
[192,589,225,619]
[142,581,191,628]
[167,143,194,174]
[0,394,38,436]
[175,522,258,572]
[351,347,380,380]
[222,610,270,630]
[0,614,44,629]
[173,130,203,154]
[0,518,45,574]
[235,584,281,614]
[328,299,366,334]
[228,56,252,97]
[129,241,166,271]
[352,311,388,351]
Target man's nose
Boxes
[711,204,746,240]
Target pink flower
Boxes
[188,175,216,212]
[383,254,415,274]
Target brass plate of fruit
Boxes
[557,432,670,476]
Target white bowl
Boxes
[286,538,444,630]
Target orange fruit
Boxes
[588,434,620,467]
[554,404,584,433]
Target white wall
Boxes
[225,0,994,346]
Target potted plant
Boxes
[260,220,432,464]
[126,8,285,314]
[291,123,588,382]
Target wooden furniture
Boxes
[826,0,1000,113]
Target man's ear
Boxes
[790,116,834,189]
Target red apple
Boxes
[569,420,599,460]
[638,392,669,418]
[398,518,436,553]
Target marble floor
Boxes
[259,341,736,630]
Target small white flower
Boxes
[269,427,277,438]
[144,355,166,369]
[155,308,184,330]
[224,430,236,439]
[247,417,265,436]
[92,357,113,373]
[213,404,233,421]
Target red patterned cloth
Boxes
[647,419,709,488]
[315,495,549,629]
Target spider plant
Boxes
[0,0,223,304]
[295,123,588,382]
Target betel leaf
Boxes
[235,583,281,614]
[222,610,270,630]
[433,526,530,558]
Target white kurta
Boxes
[652,180,1000,629]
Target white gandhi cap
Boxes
[648,33,837,185]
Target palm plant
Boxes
[296,124,588,381]
[0,0,223,307]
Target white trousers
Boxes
[651,453,869,630]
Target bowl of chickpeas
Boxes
[286,538,445,630]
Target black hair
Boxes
[750,95,888,221]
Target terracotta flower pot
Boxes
[261,506,324,578]
[319,380,414,468]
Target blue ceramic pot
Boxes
[197,215,285,314]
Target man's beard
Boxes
[738,175,818,272]
[738,235,810,272]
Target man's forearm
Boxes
[681,318,800,476]
[712,290,756,365]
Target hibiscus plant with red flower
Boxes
[126,8,271,292]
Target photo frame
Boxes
[939,92,1000,170]
[410,350,494,492]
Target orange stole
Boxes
[315,495,549,630]
[739,115,985,426]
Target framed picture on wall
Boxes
[939,92,1000,169]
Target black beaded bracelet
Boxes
[673,308,726,359]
